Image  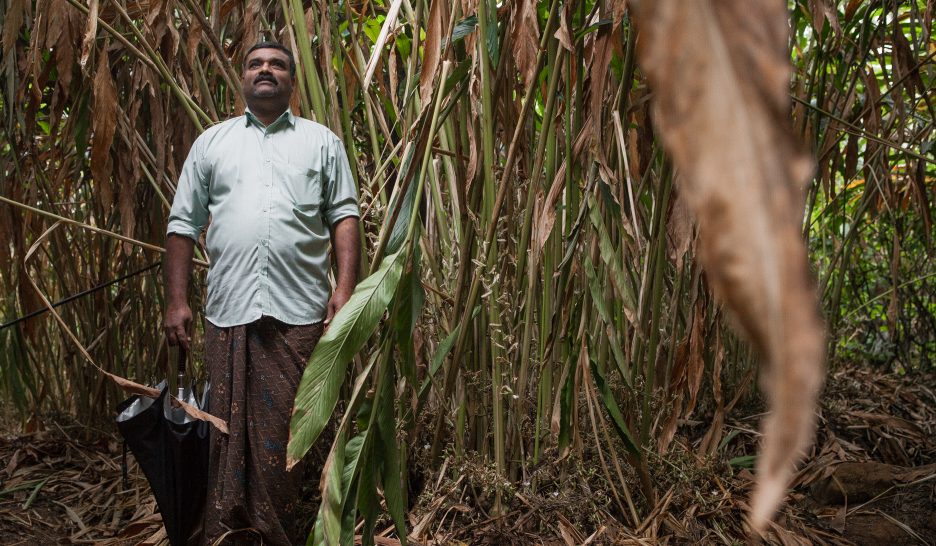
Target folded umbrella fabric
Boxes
[116,352,211,546]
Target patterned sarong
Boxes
[201,316,324,546]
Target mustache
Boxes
[254,74,276,85]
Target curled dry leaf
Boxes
[631,0,826,534]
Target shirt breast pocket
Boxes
[281,163,322,211]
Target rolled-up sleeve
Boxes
[167,138,209,241]
[323,135,360,226]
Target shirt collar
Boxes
[244,107,295,130]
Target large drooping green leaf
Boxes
[288,250,407,467]
[308,359,376,546]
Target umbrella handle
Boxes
[177,345,187,375]
[177,346,187,399]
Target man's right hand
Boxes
[164,234,196,350]
[164,304,193,350]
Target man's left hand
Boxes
[324,288,353,329]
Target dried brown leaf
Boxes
[632,0,825,533]
[241,0,261,61]
[509,0,541,92]
[683,302,705,420]
[1,0,28,57]
[91,51,117,207]
[534,120,592,255]
[587,24,616,149]
[554,2,574,52]
[892,30,925,96]
[844,0,863,21]
[79,0,99,68]
[666,190,693,269]
[419,0,444,109]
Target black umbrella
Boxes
[116,348,210,546]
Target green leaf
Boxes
[393,252,424,385]
[589,358,641,458]
[308,358,377,546]
[386,147,418,255]
[310,433,368,546]
[583,256,630,386]
[417,306,481,404]
[729,455,757,468]
[338,434,366,545]
[377,368,408,545]
[443,58,471,96]
[319,433,346,546]
[587,194,637,321]
[557,353,576,453]
[288,250,407,467]
[449,15,478,44]
[356,437,378,546]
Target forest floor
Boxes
[1,362,934,546]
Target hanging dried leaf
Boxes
[79,0,99,68]
[683,301,705,420]
[48,0,81,94]
[91,50,117,207]
[844,0,863,21]
[587,23,616,148]
[1,0,29,58]
[533,119,591,255]
[509,0,540,92]
[632,0,826,534]
[698,328,725,456]
[241,0,261,59]
[419,0,444,109]
[554,2,575,52]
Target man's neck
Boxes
[247,103,289,127]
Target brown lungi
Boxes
[202,316,324,546]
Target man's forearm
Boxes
[332,217,361,294]
[165,234,196,308]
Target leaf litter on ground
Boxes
[4,361,930,545]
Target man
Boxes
[163,42,360,545]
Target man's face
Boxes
[242,48,294,105]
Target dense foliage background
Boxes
[0,0,933,542]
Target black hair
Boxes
[244,41,296,76]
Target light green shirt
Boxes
[167,109,360,328]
